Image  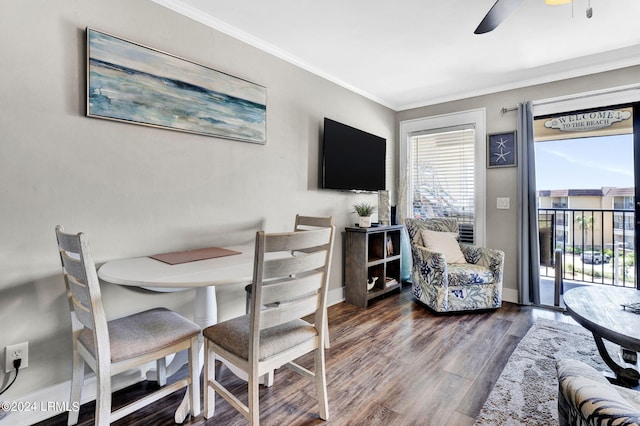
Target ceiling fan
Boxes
[474,0,582,34]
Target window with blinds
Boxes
[410,127,476,243]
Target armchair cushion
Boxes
[419,229,467,264]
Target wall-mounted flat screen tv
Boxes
[321,118,386,192]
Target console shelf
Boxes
[344,224,404,308]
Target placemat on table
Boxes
[150,247,241,265]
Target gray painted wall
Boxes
[0,0,395,398]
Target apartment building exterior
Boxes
[538,187,635,255]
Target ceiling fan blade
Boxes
[474,0,525,34]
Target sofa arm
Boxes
[460,244,504,281]
[557,359,640,425]
[410,244,448,289]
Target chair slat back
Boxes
[262,250,328,279]
[294,215,334,255]
[259,272,324,329]
[261,272,324,306]
[61,253,94,328]
[55,226,104,332]
[250,225,334,338]
[260,293,321,329]
[294,215,334,231]
[264,227,332,253]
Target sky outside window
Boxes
[535,134,634,190]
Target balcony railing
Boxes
[538,207,636,288]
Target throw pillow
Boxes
[420,229,467,264]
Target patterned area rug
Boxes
[475,318,613,425]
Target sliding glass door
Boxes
[533,103,640,307]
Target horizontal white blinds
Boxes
[410,128,476,242]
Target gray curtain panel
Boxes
[517,102,540,305]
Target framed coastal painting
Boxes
[86,28,267,144]
[487,131,517,168]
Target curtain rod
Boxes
[500,106,518,115]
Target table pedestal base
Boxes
[593,333,640,387]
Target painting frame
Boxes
[487,131,517,168]
[86,28,267,144]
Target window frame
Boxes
[399,108,486,246]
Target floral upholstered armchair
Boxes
[405,218,504,313]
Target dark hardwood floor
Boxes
[39,285,573,426]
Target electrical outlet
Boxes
[5,342,28,373]
[497,197,510,210]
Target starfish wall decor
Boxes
[487,132,517,168]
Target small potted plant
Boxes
[353,202,377,228]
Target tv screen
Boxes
[322,118,386,192]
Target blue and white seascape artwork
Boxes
[87,29,266,144]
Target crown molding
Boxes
[152,0,640,113]
[151,0,394,110]
[397,53,640,111]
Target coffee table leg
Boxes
[592,333,640,386]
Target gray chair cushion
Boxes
[203,315,317,361]
[78,307,200,363]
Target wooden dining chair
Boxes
[55,225,201,425]
[243,215,335,388]
[203,225,335,425]
[245,215,335,347]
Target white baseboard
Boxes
[502,287,518,304]
[0,368,146,426]
[327,286,345,307]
